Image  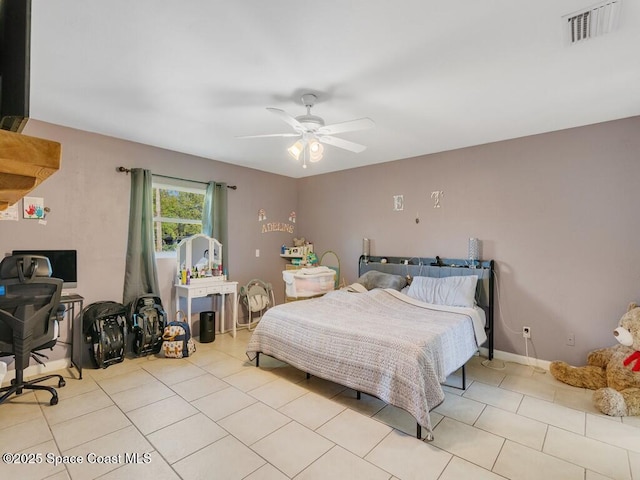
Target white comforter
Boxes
[246,288,485,433]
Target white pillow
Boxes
[406,275,478,307]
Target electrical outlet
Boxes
[567,332,575,346]
[522,326,531,338]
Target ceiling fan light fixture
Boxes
[287,140,305,160]
[308,139,324,162]
[241,92,374,168]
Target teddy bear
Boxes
[549,302,640,416]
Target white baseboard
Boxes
[478,347,551,371]
[1,358,71,384]
[0,348,548,385]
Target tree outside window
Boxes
[152,179,205,252]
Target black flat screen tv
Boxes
[12,249,78,289]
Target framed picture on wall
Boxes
[23,196,45,219]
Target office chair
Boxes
[0,254,65,406]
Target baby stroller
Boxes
[82,301,127,369]
[127,294,167,357]
[238,279,275,331]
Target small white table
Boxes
[174,280,238,338]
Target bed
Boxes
[246,255,495,440]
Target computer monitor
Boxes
[11,249,77,289]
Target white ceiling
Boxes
[29,1,640,178]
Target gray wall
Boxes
[297,116,640,365]
[1,120,299,365]
[2,116,638,369]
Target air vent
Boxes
[563,0,622,44]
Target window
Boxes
[152,177,206,253]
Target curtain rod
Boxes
[117,167,237,189]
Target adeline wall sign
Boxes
[258,208,295,234]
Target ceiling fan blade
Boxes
[236,133,300,139]
[318,135,367,153]
[317,117,375,136]
[266,107,305,132]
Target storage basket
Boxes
[282,267,336,299]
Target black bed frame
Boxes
[253,255,496,440]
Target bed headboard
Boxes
[358,255,495,359]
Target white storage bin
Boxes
[283,266,336,299]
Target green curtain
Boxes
[123,168,160,305]
[202,181,228,274]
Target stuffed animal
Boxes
[549,302,640,416]
[293,237,306,247]
[306,252,318,265]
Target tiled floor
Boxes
[1,329,639,480]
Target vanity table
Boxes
[174,234,237,337]
[174,280,238,337]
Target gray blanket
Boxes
[246,288,481,433]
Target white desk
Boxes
[174,281,238,338]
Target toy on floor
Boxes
[549,302,640,416]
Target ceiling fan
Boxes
[238,93,375,167]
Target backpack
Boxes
[162,311,196,358]
[82,301,127,369]
[127,294,167,357]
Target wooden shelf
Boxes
[0,129,61,210]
